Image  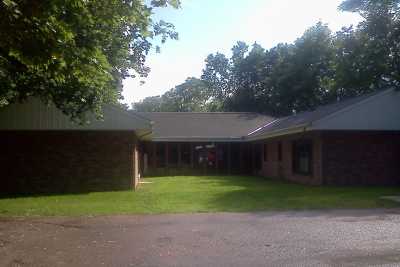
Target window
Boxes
[293,140,313,175]
[156,143,166,168]
[263,144,268,162]
[278,142,282,162]
[169,143,179,166]
[254,144,262,170]
[181,144,191,165]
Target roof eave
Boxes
[245,123,312,141]
[148,137,245,142]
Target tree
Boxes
[229,43,268,112]
[0,0,179,121]
[334,0,400,96]
[205,23,336,116]
[136,1,400,116]
[201,52,231,109]
[132,77,212,112]
[132,95,163,112]
[267,22,335,115]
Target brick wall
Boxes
[259,132,323,185]
[0,131,138,195]
[322,131,400,186]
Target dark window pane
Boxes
[264,144,268,162]
[169,143,178,166]
[255,144,262,170]
[292,140,313,175]
[156,143,166,168]
[181,144,191,165]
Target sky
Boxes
[122,0,362,105]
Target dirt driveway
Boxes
[1,209,400,266]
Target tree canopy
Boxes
[0,0,179,121]
[132,77,213,112]
[134,0,399,115]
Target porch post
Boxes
[228,143,232,174]
[190,143,194,168]
[251,143,255,173]
[178,143,182,168]
[239,143,243,174]
[165,143,169,169]
[152,142,157,168]
[215,143,219,174]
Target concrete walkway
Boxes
[1,209,400,266]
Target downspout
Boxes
[137,130,153,140]
[137,120,155,140]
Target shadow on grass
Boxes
[1,173,139,199]
[193,175,400,213]
[2,175,400,216]
[0,187,133,200]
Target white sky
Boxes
[122,0,361,105]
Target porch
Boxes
[140,142,262,176]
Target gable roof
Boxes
[135,88,399,142]
[0,98,152,134]
[247,88,398,140]
[135,112,275,142]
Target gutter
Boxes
[245,123,311,141]
[137,130,153,140]
[144,124,313,143]
[149,136,245,143]
[247,119,280,136]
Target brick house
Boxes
[1,88,399,194]
[137,88,400,186]
[246,89,400,185]
[0,98,151,194]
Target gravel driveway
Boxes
[1,209,400,266]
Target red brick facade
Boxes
[260,131,400,186]
[322,131,400,185]
[0,131,139,194]
[259,132,323,185]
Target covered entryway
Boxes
[140,141,263,176]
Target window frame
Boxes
[168,143,179,166]
[292,140,313,176]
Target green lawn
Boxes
[0,176,399,216]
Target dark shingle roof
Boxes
[132,89,391,141]
[248,90,384,138]
[136,112,275,141]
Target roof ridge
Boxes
[108,105,152,125]
[135,111,266,114]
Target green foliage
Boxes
[201,23,336,116]
[0,0,179,121]
[133,1,399,116]
[334,0,400,96]
[132,95,163,112]
[267,22,335,115]
[201,52,232,106]
[132,77,213,112]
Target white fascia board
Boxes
[149,137,245,142]
[245,124,311,141]
[247,119,280,136]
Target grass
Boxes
[0,176,399,216]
